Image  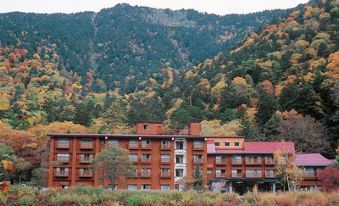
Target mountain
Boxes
[0,4,289,92]
[158,0,338,155]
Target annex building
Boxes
[47,122,332,193]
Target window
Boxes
[128,140,138,148]
[108,140,118,147]
[56,167,69,176]
[175,184,180,190]
[129,154,138,162]
[175,155,184,164]
[143,124,149,130]
[193,155,203,163]
[216,169,226,175]
[161,154,170,163]
[175,169,184,177]
[265,169,274,177]
[207,169,213,175]
[161,185,170,191]
[224,142,230,146]
[214,142,220,147]
[141,140,151,148]
[80,154,94,162]
[234,142,240,147]
[161,140,170,149]
[193,140,203,149]
[232,169,242,177]
[57,139,69,148]
[57,153,69,162]
[79,168,92,176]
[141,168,151,177]
[141,154,151,162]
[128,184,137,191]
[142,184,151,191]
[175,141,184,150]
[161,168,170,177]
[232,155,242,160]
[246,169,262,177]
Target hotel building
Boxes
[47,122,332,193]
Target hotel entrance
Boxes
[230,179,277,195]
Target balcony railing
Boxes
[231,159,242,165]
[193,144,204,150]
[55,170,69,177]
[193,158,203,164]
[140,157,151,164]
[160,158,170,164]
[245,159,262,165]
[141,143,152,149]
[140,171,151,178]
[79,170,93,177]
[128,143,139,149]
[80,142,94,149]
[56,156,69,163]
[160,171,171,178]
[160,143,171,150]
[79,156,93,163]
[57,142,70,149]
[301,172,315,177]
[216,173,226,178]
[231,173,243,178]
[265,172,275,178]
[246,172,262,178]
[265,158,275,165]
[215,159,226,165]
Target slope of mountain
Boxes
[158,0,338,155]
[0,4,289,92]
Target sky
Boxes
[0,0,309,15]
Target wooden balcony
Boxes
[246,172,262,178]
[140,171,151,178]
[56,142,70,149]
[128,143,139,149]
[160,158,171,164]
[193,158,203,164]
[265,158,275,165]
[265,173,275,178]
[231,173,243,178]
[80,142,94,150]
[160,143,171,150]
[231,159,242,165]
[215,159,226,165]
[160,171,171,178]
[300,172,316,178]
[79,170,93,177]
[245,159,262,165]
[193,144,204,150]
[141,143,152,149]
[140,157,152,164]
[215,173,226,178]
[55,170,69,177]
[56,156,69,163]
[79,156,93,164]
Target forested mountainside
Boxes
[0,4,289,92]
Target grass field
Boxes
[3,186,339,206]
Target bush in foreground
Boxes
[4,186,339,206]
[243,191,339,206]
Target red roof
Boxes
[296,153,333,167]
[207,141,295,154]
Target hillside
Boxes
[0,0,338,156]
[158,0,338,155]
[0,4,289,92]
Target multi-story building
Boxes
[47,122,332,193]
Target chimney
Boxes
[188,122,201,136]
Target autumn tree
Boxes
[274,149,301,191]
[92,146,133,188]
[269,111,330,153]
[317,166,339,192]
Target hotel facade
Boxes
[47,122,332,193]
